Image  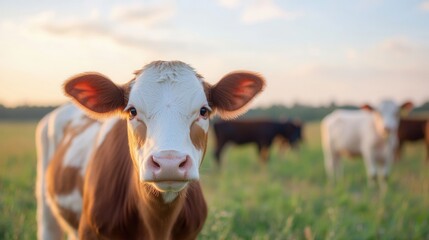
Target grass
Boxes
[0,121,428,239]
[0,122,38,240]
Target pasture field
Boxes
[0,121,428,239]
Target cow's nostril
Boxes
[178,156,190,169]
[151,157,161,169]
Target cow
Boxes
[213,120,303,165]
[321,100,413,185]
[35,61,265,239]
[396,118,429,162]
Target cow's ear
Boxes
[400,101,413,111]
[400,101,413,115]
[209,71,265,119]
[361,104,374,111]
[64,72,128,118]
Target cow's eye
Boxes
[200,107,209,119]
[128,107,137,120]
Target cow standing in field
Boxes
[321,100,413,184]
[35,61,265,239]
[396,118,429,162]
[213,120,303,165]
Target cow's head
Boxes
[361,100,413,137]
[278,121,303,152]
[289,121,303,148]
[64,61,265,194]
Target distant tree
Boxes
[1,101,428,121]
[0,104,57,121]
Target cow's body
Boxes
[396,118,429,162]
[36,61,265,239]
[321,100,412,184]
[213,120,302,164]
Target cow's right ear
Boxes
[361,104,374,111]
[64,72,128,118]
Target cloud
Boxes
[218,0,240,9]
[378,37,415,54]
[218,0,241,9]
[217,0,301,24]
[420,1,429,11]
[19,6,201,54]
[111,3,175,26]
[240,0,301,24]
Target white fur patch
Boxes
[162,192,179,203]
[63,122,100,169]
[55,189,82,213]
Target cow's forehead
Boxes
[377,100,398,115]
[128,61,207,116]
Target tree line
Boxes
[1,102,429,122]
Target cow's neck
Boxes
[132,173,186,240]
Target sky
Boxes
[0,0,428,108]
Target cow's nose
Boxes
[148,150,191,181]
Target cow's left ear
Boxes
[64,72,129,119]
[400,101,413,115]
[209,71,265,119]
[400,101,413,111]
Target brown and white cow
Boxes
[35,61,265,239]
[321,100,413,185]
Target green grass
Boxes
[1,121,428,239]
[0,122,38,240]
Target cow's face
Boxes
[64,61,265,193]
[362,100,413,137]
[125,63,210,192]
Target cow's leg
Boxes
[214,140,226,166]
[277,139,288,158]
[394,141,403,162]
[362,151,377,187]
[260,145,270,163]
[322,141,341,182]
[321,126,341,183]
[379,155,393,182]
[36,117,64,240]
[425,134,429,163]
[426,143,429,163]
[325,153,341,183]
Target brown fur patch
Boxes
[57,205,80,230]
[46,117,96,198]
[190,121,207,151]
[83,120,136,238]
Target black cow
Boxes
[213,120,303,165]
[396,118,429,162]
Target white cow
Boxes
[321,100,412,184]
